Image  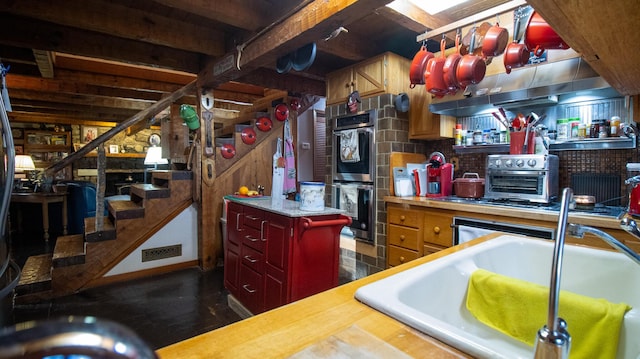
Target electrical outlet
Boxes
[451,156,459,172]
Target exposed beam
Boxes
[199,0,393,87]
[236,68,326,97]
[1,0,225,56]
[0,13,202,73]
[382,0,453,32]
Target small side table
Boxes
[11,192,68,241]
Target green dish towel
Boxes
[466,269,631,359]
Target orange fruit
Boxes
[238,186,249,195]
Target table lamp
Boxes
[144,146,168,183]
[14,154,36,189]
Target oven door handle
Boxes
[489,170,547,176]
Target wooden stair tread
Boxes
[85,216,117,242]
[131,183,170,199]
[17,254,52,295]
[52,234,85,267]
[152,170,193,181]
[108,199,145,220]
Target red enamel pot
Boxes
[425,39,448,97]
[503,42,531,74]
[524,11,569,57]
[442,34,462,95]
[409,45,434,88]
[482,22,509,58]
[456,29,486,87]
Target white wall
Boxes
[105,204,198,276]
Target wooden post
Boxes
[96,144,106,231]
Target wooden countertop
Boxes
[156,237,498,358]
[383,195,623,231]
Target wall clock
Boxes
[149,133,161,146]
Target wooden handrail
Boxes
[45,80,197,175]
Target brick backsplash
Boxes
[327,94,639,278]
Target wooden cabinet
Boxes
[325,52,411,105]
[387,204,425,267]
[24,130,72,180]
[225,201,346,315]
[407,88,456,140]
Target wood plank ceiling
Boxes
[0,0,511,127]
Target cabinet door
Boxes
[227,202,243,246]
[353,56,385,98]
[264,212,292,307]
[326,69,353,105]
[238,264,264,314]
[223,243,240,292]
[424,211,454,248]
[408,88,456,140]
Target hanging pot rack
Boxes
[416,0,527,43]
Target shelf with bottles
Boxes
[24,130,71,152]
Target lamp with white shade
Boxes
[144,146,168,183]
[14,154,36,190]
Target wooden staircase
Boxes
[15,170,194,303]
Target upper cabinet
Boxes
[325,52,410,105]
[526,0,640,96]
[408,86,456,140]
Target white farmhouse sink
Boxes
[355,235,640,359]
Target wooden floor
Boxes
[7,231,243,350]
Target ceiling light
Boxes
[405,0,469,15]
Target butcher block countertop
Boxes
[156,237,497,358]
[384,195,624,231]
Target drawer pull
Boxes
[400,215,406,221]
[399,235,405,241]
[245,235,259,242]
[246,215,259,220]
[434,226,441,234]
[244,255,257,263]
[399,256,405,263]
[242,284,256,293]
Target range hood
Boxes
[429,57,622,117]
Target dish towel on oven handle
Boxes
[271,137,285,207]
[340,183,359,220]
[340,129,360,163]
[283,119,297,194]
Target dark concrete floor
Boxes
[6,232,243,350]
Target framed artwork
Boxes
[109,145,120,154]
[15,145,23,155]
[81,126,98,143]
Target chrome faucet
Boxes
[533,187,572,359]
[0,316,157,359]
[534,188,640,358]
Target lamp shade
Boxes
[15,155,35,172]
[144,146,168,165]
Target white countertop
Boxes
[225,196,344,217]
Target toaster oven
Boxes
[485,154,559,203]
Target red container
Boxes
[524,11,570,57]
[509,130,535,154]
[453,173,485,199]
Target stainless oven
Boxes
[485,154,559,203]
[332,110,377,183]
[331,182,375,244]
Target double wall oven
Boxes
[331,109,376,244]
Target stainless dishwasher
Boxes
[452,216,555,245]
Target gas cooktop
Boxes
[429,196,625,218]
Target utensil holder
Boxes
[509,131,535,154]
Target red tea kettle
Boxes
[627,176,640,217]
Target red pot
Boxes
[456,29,486,87]
[409,45,434,88]
[425,39,448,97]
[503,42,530,74]
[220,144,236,159]
[482,22,509,58]
[443,34,462,95]
[524,11,569,57]
[453,173,485,199]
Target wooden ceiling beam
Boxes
[199,0,393,88]
[236,68,326,97]
[1,0,225,56]
[0,13,201,73]
[9,88,153,111]
[382,0,454,33]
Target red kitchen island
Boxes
[223,196,350,317]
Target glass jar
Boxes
[610,116,621,136]
[472,129,483,145]
[577,124,587,139]
[599,120,610,138]
[556,119,569,140]
[590,120,601,138]
[569,118,581,138]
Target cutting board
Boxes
[389,152,426,196]
[287,325,412,359]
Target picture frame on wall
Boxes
[109,145,119,154]
[15,145,23,155]
[81,126,98,143]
